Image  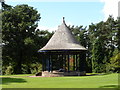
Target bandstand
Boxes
[38,17,87,77]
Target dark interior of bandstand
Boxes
[39,50,86,76]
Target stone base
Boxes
[42,71,86,77]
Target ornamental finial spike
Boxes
[63,17,65,23]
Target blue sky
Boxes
[5,0,119,31]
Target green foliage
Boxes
[21,62,42,74]
[2,3,41,74]
[24,37,34,45]
[87,16,118,73]
[21,64,31,74]
[106,53,120,73]
[30,62,42,74]
[5,66,14,75]
[116,17,120,51]
[91,38,105,73]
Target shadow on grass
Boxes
[1,77,27,85]
[99,85,120,89]
[86,73,111,76]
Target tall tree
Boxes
[88,16,117,73]
[2,3,41,74]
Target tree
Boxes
[88,16,117,73]
[88,22,105,73]
[116,17,120,51]
[2,3,41,74]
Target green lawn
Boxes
[0,73,119,88]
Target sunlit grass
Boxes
[1,73,119,88]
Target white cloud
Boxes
[100,0,120,21]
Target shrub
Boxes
[5,65,13,75]
[30,62,42,74]
[106,53,120,73]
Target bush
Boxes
[30,62,42,74]
[5,66,13,75]
[106,53,120,73]
[22,64,31,74]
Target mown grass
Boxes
[0,73,119,88]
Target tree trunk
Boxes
[14,47,22,74]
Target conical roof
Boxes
[39,18,87,51]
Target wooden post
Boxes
[73,54,75,71]
[43,53,47,71]
[62,54,63,69]
[76,54,78,71]
[58,54,60,69]
[47,53,50,72]
[64,54,67,72]
[79,54,81,72]
[50,54,52,72]
[45,54,47,71]
[42,53,45,71]
[67,54,70,72]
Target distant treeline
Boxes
[1,2,120,74]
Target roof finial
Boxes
[63,17,65,23]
